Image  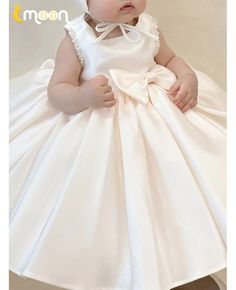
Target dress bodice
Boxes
[64,12,160,82]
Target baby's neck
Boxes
[86,14,139,40]
[89,15,137,26]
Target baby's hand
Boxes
[168,74,198,113]
[80,75,116,109]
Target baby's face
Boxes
[87,0,147,23]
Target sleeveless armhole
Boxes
[64,22,84,67]
[150,16,161,55]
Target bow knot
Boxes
[85,12,160,43]
[109,65,177,105]
[95,22,142,43]
[145,71,159,84]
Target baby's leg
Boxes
[171,275,220,290]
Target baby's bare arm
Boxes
[47,34,88,115]
[48,34,116,114]
[154,29,197,79]
[154,28,198,113]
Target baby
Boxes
[46,5,222,289]
[47,0,198,115]
[9,1,225,290]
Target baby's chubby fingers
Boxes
[172,87,187,105]
[176,92,191,109]
[95,74,110,86]
[81,74,116,109]
[104,91,115,101]
[103,84,113,94]
[168,80,181,98]
[181,97,198,113]
[96,76,116,106]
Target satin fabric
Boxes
[64,13,160,82]
[10,12,227,290]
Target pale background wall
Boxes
[9,0,227,289]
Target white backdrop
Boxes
[9,0,227,289]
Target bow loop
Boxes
[95,22,116,32]
[94,22,118,42]
[92,21,159,43]
[109,65,177,105]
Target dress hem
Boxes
[9,262,227,290]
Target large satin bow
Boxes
[109,65,177,105]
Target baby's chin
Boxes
[104,14,139,24]
[119,13,139,24]
[91,9,140,24]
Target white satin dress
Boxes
[9,12,227,290]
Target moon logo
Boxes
[13,4,24,23]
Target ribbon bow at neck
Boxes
[109,65,177,105]
[93,19,159,43]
